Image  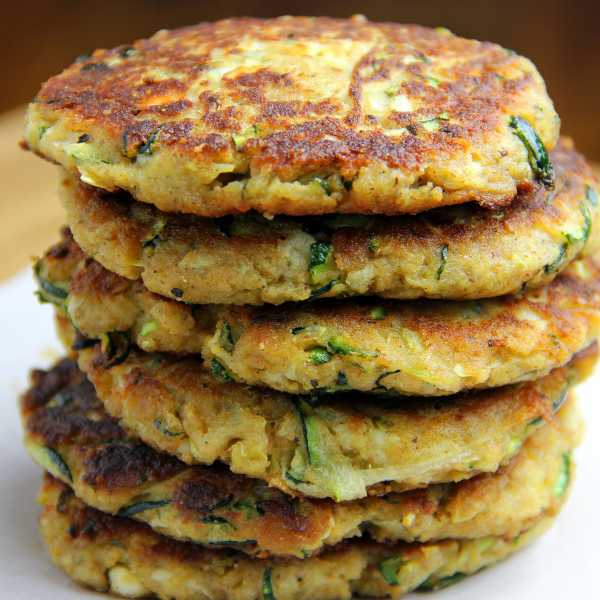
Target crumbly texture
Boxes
[60,139,600,304]
[25,16,559,217]
[21,357,581,557]
[67,337,594,501]
[39,475,563,600]
[36,229,208,354]
[36,233,600,395]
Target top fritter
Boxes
[24,15,558,217]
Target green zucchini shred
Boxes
[34,262,68,305]
[418,572,467,591]
[140,321,157,337]
[291,326,306,335]
[543,243,568,275]
[117,499,170,518]
[202,515,232,526]
[553,452,571,497]
[220,322,236,352]
[327,336,378,358]
[509,115,554,188]
[138,129,160,155]
[261,568,276,600]
[210,358,234,382]
[153,419,183,437]
[46,448,73,482]
[309,241,335,285]
[309,279,339,298]
[375,370,402,390]
[99,332,131,368]
[586,185,599,206]
[436,244,449,280]
[379,556,403,585]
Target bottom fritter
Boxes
[40,475,565,600]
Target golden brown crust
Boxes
[22,358,580,558]
[59,139,600,304]
[38,474,565,600]
[65,337,593,501]
[36,230,600,395]
[204,255,600,396]
[25,16,558,216]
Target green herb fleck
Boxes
[379,556,403,585]
[291,326,306,335]
[509,115,554,188]
[117,499,170,518]
[436,244,449,280]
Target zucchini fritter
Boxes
[22,357,581,557]
[39,475,566,600]
[25,16,558,217]
[59,139,599,305]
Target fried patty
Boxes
[21,357,580,557]
[39,475,563,600]
[38,233,600,396]
[60,139,600,304]
[25,16,559,218]
[54,336,594,501]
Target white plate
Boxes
[0,269,598,599]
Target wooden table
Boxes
[1,106,598,283]
[0,106,63,281]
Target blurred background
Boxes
[1,0,599,279]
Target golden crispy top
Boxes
[26,16,559,215]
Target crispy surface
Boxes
[22,358,581,557]
[37,233,600,395]
[204,255,600,396]
[60,139,600,304]
[66,339,594,501]
[39,475,562,600]
[25,16,559,217]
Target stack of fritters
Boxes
[20,16,600,599]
